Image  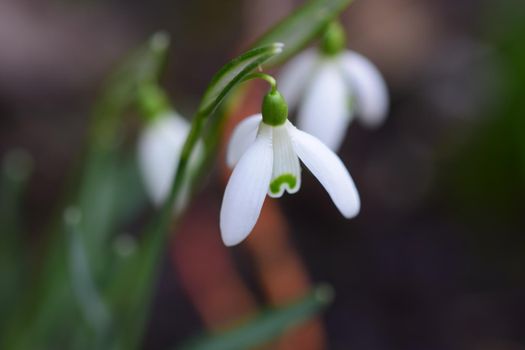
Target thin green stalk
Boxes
[241,72,277,91]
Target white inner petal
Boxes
[297,60,352,152]
[338,50,389,128]
[268,123,301,198]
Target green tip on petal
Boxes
[262,90,288,126]
[269,173,297,195]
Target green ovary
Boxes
[269,174,297,195]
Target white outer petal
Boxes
[226,114,262,168]
[138,113,190,206]
[288,123,360,218]
[220,124,273,246]
[297,61,351,152]
[338,50,389,128]
[278,49,319,109]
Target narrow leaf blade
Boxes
[198,43,284,115]
[181,285,334,350]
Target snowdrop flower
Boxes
[220,87,360,246]
[279,22,389,151]
[138,111,200,212]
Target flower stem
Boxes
[242,72,277,92]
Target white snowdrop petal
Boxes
[338,50,389,128]
[289,124,360,218]
[138,113,190,206]
[278,49,319,109]
[226,114,262,168]
[268,124,301,198]
[220,124,273,246]
[297,61,351,151]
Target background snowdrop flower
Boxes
[221,89,360,246]
[279,21,389,151]
[138,112,200,213]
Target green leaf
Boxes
[0,33,167,350]
[199,43,284,115]
[65,207,111,337]
[180,285,334,350]
[0,149,33,235]
[0,149,33,331]
[72,31,169,276]
[253,0,354,65]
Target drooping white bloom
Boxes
[279,48,389,151]
[138,112,200,212]
[221,114,360,246]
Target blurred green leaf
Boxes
[180,285,334,350]
[0,149,33,331]
[1,32,168,350]
[0,149,32,239]
[65,207,111,340]
[254,0,354,66]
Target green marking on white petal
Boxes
[269,173,298,197]
[269,124,302,198]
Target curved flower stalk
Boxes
[278,21,389,151]
[221,82,360,246]
[138,111,202,213]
